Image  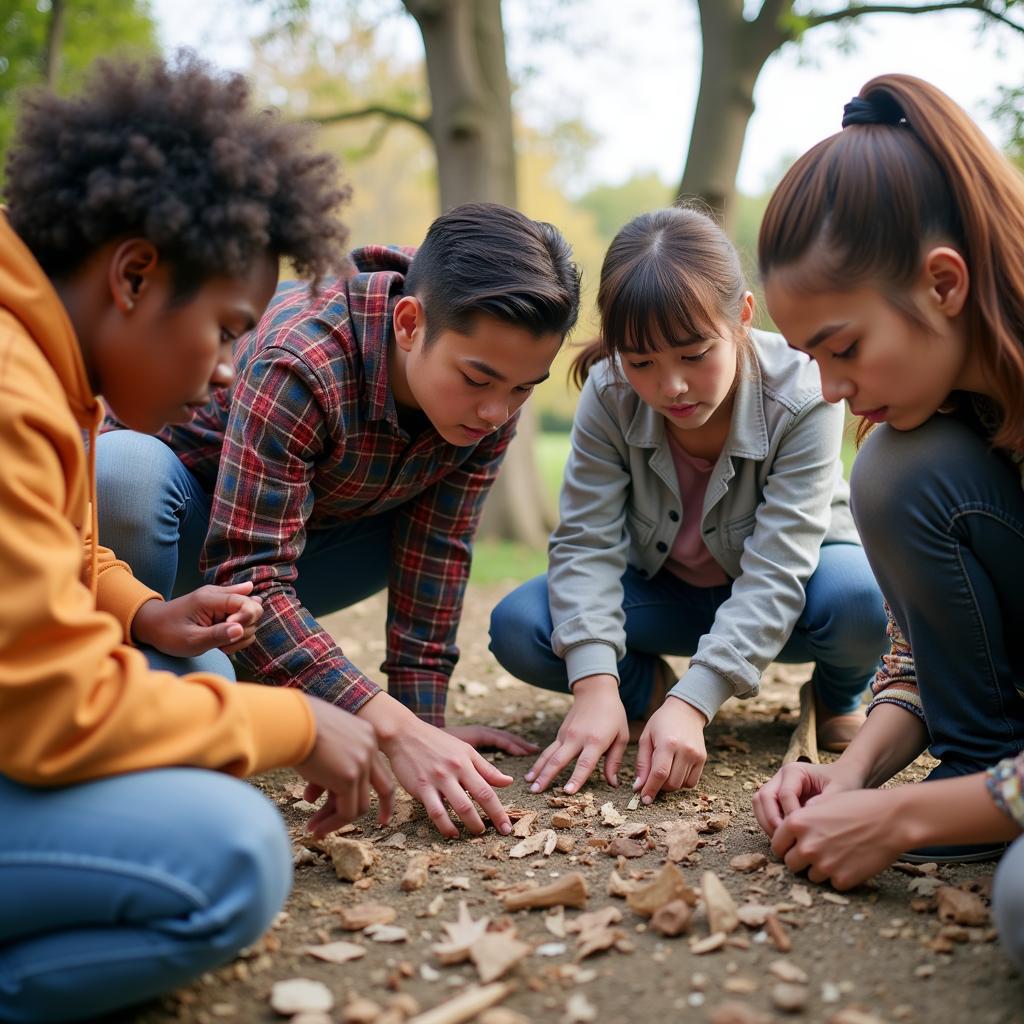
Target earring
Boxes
[124,296,134,311]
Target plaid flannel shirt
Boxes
[156,246,516,726]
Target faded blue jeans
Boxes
[0,769,291,1022]
[489,543,886,718]
[851,415,1024,772]
[94,431,392,621]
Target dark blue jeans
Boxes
[489,543,886,718]
[851,415,1024,771]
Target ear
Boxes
[738,291,755,329]
[921,246,969,319]
[393,295,425,353]
[107,238,160,314]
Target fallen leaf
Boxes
[511,812,539,838]
[600,802,626,826]
[510,829,557,859]
[270,979,334,1015]
[936,886,989,926]
[432,902,490,964]
[545,906,567,938]
[627,862,698,917]
[470,931,532,983]
[365,923,408,943]
[665,822,701,862]
[304,941,366,964]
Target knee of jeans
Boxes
[95,432,184,531]
[210,785,292,951]
[993,837,1024,971]
[489,584,550,678]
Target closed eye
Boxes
[626,359,653,370]
[461,372,488,388]
[831,340,859,360]
[683,349,710,363]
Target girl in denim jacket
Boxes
[490,206,887,802]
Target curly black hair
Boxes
[4,51,350,293]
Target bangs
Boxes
[601,252,721,354]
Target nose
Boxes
[661,370,687,398]
[478,394,510,427]
[819,367,854,405]
[211,341,235,389]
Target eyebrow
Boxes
[464,358,550,387]
[802,322,850,350]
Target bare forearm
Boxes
[834,703,929,788]
[895,774,1021,850]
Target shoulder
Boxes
[749,329,830,415]
[581,357,639,421]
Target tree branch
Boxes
[311,104,431,136]
[804,1,1024,34]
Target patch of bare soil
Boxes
[131,584,1020,1024]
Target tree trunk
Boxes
[676,0,788,228]
[43,0,68,89]
[404,0,554,546]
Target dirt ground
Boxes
[131,582,1020,1024]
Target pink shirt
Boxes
[663,433,730,588]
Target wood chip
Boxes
[650,899,693,937]
[627,862,697,917]
[335,902,397,931]
[769,960,808,984]
[936,886,989,926]
[511,812,538,838]
[600,802,626,826]
[729,853,768,873]
[665,822,701,862]
[401,854,432,892]
[545,906,567,937]
[822,892,850,906]
[689,931,727,954]
[551,811,576,829]
[765,912,792,953]
[627,794,641,811]
[304,941,366,964]
[502,872,589,911]
[365,923,408,943]
[607,870,638,898]
[702,871,739,934]
[736,904,774,928]
[324,837,377,882]
[270,979,334,1015]
[789,884,813,908]
[407,983,512,1024]
[701,813,732,833]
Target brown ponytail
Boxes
[759,73,1024,451]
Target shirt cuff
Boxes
[668,664,735,723]
[564,640,620,689]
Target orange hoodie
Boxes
[0,212,315,785]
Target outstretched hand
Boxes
[131,582,263,658]
[633,697,708,803]
[444,724,540,756]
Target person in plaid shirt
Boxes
[97,203,581,837]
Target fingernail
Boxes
[642,795,652,805]
[530,782,540,793]
[563,783,576,794]
[612,775,619,787]
[632,777,641,791]
[499,822,511,836]
[525,772,534,782]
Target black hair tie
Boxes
[842,94,905,129]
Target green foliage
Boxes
[0,0,157,167]
[576,170,673,243]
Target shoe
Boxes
[813,685,865,753]
[628,657,675,743]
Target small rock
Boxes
[771,982,808,1012]
[270,979,334,1016]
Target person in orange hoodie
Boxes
[0,53,392,1023]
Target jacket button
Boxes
[669,510,680,522]
[656,541,668,553]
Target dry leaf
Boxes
[509,829,557,859]
[511,812,538,838]
[335,902,397,931]
[545,906,567,938]
[470,931,532,983]
[565,906,623,934]
[627,862,697,917]
[432,901,490,964]
[305,941,366,964]
[702,871,739,935]
[270,979,334,1015]
[365,923,408,943]
[665,822,701,862]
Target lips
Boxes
[852,406,889,424]
[666,402,699,418]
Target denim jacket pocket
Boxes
[721,511,757,548]
[626,508,657,546]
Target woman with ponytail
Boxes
[753,75,1024,965]
[489,206,885,803]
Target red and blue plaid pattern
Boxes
[157,247,515,726]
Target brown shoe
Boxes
[628,657,676,743]
[813,686,865,753]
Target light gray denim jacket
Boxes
[548,329,859,722]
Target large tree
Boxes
[0,0,156,163]
[679,0,1024,227]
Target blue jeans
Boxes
[851,415,1024,771]
[0,770,291,1022]
[489,543,886,718]
[95,431,393,621]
